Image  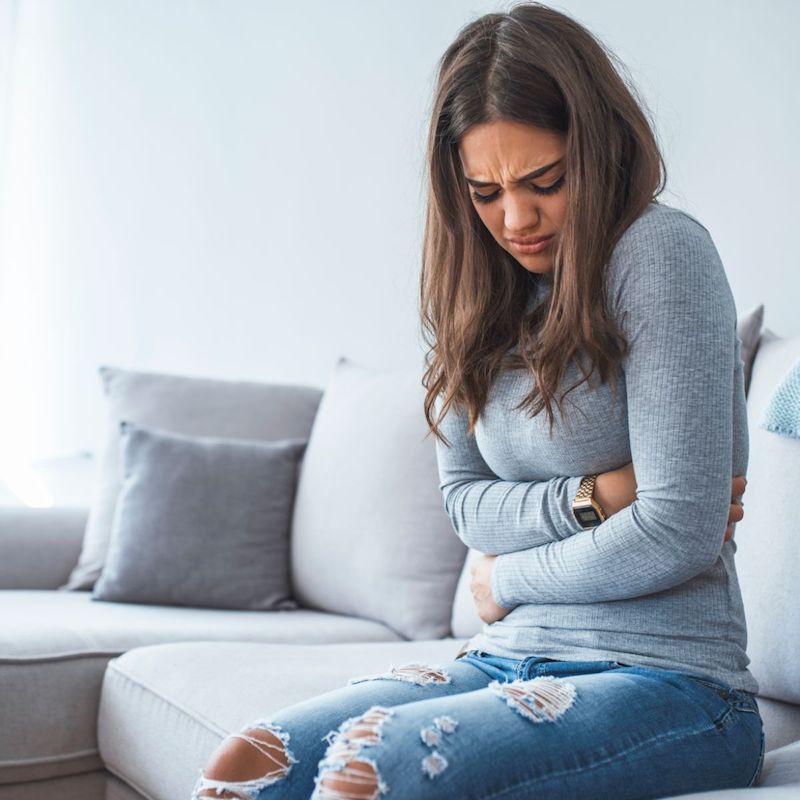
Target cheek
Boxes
[551,196,568,225]
[475,206,502,237]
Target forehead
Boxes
[458,119,565,179]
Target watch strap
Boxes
[575,474,599,504]
[572,474,607,527]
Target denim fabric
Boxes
[192,650,765,800]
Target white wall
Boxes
[1,0,797,466]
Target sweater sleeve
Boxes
[491,210,738,607]
[434,395,586,555]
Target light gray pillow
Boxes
[290,356,468,640]
[61,365,322,591]
[92,421,306,610]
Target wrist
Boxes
[592,473,614,516]
[572,474,607,529]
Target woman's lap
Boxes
[191,651,764,800]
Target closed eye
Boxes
[472,174,566,204]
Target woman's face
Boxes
[458,119,568,277]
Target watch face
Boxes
[576,507,601,526]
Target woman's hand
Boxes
[593,463,747,543]
[469,554,512,624]
[726,475,746,542]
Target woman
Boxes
[192,3,763,798]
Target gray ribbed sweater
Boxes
[435,200,758,693]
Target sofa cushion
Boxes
[450,547,484,639]
[738,303,765,396]
[0,590,400,785]
[61,365,323,592]
[0,771,147,800]
[106,772,149,800]
[97,640,800,800]
[0,507,87,590]
[0,770,109,799]
[92,422,306,610]
[735,328,800,706]
[290,356,468,640]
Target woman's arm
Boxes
[469,468,745,622]
[489,211,744,608]
[434,396,589,554]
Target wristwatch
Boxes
[572,474,607,529]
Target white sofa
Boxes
[1,328,800,800]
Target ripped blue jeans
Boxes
[191,649,765,800]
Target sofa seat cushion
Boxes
[0,771,148,800]
[0,590,400,785]
[98,640,800,800]
[0,770,108,800]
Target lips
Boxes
[508,234,554,245]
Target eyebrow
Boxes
[463,158,564,188]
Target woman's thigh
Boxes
[191,655,764,800]
[190,654,499,800]
[306,661,764,800]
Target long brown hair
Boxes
[421,1,667,445]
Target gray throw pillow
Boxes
[61,365,322,591]
[738,303,764,397]
[91,421,306,610]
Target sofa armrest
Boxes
[0,506,88,589]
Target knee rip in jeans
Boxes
[489,675,577,724]
[312,705,394,799]
[346,661,452,687]
[190,719,298,799]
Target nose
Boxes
[503,195,541,235]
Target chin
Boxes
[520,262,554,276]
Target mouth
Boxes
[508,234,554,245]
[508,234,555,254]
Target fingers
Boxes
[728,500,744,525]
[731,474,747,498]
[724,494,744,542]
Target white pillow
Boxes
[290,356,468,640]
